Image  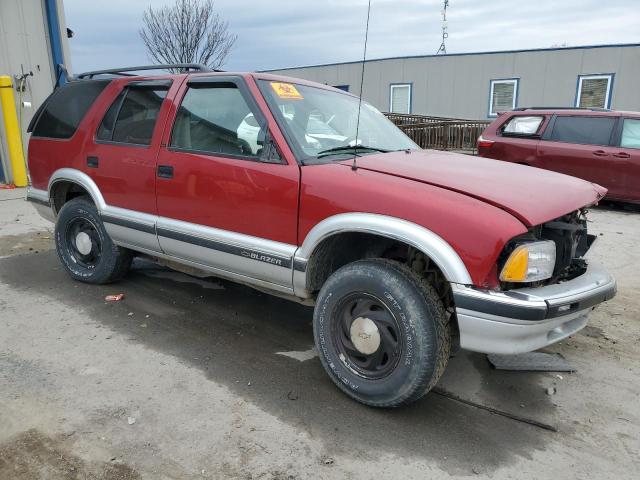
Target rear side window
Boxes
[548,116,615,146]
[502,116,544,135]
[32,81,109,139]
[97,85,168,145]
[620,119,640,149]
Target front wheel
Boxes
[313,259,450,407]
[55,197,132,284]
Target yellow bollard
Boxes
[0,75,28,187]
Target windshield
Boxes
[259,80,419,163]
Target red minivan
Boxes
[478,108,640,204]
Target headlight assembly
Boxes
[500,240,556,283]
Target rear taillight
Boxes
[477,135,494,150]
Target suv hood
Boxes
[341,150,606,226]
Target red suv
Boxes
[26,65,616,407]
[478,108,640,204]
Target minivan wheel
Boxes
[55,197,132,284]
[313,259,451,407]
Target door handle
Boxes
[157,165,174,178]
[86,156,99,168]
[592,150,609,157]
[612,152,631,159]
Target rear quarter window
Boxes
[31,80,110,139]
[548,116,616,146]
[501,115,544,136]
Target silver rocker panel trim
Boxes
[156,216,296,288]
[120,242,295,296]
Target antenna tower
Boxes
[436,1,449,54]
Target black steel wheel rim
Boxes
[64,216,102,268]
[332,292,404,379]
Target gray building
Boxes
[0,0,71,184]
[266,43,640,120]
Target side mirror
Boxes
[260,131,283,164]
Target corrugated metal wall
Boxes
[267,45,640,120]
[0,0,70,183]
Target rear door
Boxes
[154,75,300,289]
[536,115,619,188]
[611,117,640,202]
[85,79,176,214]
[83,78,178,252]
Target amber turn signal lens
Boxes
[500,245,530,282]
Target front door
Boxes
[155,76,300,289]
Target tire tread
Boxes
[315,258,451,408]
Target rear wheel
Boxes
[55,197,132,284]
[313,259,450,407]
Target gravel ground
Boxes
[0,189,638,479]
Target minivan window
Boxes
[502,116,543,135]
[97,86,167,145]
[170,84,263,157]
[548,116,615,146]
[620,119,640,149]
[32,80,109,139]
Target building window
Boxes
[576,74,613,109]
[389,84,411,114]
[333,85,349,92]
[489,79,518,117]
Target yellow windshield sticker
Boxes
[271,82,303,100]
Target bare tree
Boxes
[140,0,237,71]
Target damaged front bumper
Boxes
[451,262,616,354]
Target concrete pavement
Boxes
[0,188,638,479]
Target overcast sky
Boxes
[63,0,639,74]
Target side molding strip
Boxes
[26,193,50,207]
[102,214,156,235]
[157,227,293,269]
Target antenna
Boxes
[352,0,372,171]
[436,0,449,54]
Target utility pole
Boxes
[436,0,449,54]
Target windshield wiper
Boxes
[316,145,389,159]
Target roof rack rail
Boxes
[76,63,214,80]
[513,106,612,112]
